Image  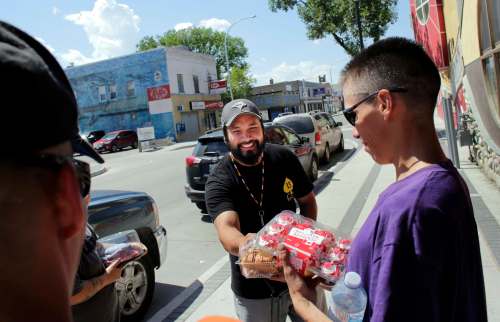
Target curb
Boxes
[91,167,107,177]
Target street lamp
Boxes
[224,15,256,101]
[354,0,364,51]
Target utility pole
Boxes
[354,0,364,51]
[224,15,256,101]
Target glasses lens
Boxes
[343,110,356,126]
[73,159,91,197]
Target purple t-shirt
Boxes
[347,160,487,322]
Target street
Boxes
[91,127,358,320]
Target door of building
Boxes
[179,112,199,142]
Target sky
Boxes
[1,0,414,85]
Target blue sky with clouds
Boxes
[2,0,414,85]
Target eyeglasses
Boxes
[5,154,91,198]
[341,87,408,126]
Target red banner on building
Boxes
[147,84,171,101]
[209,80,227,94]
[205,101,224,110]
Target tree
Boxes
[137,27,249,79]
[222,65,256,102]
[268,0,398,56]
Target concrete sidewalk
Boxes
[149,139,500,322]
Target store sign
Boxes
[205,101,224,110]
[191,101,205,110]
[147,84,172,114]
[209,80,227,94]
[137,127,155,141]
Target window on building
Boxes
[177,74,185,93]
[127,80,135,96]
[193,75,200,94]
[98,85,106,102]
[416,0,430,25]
[110,84,117,100]
[480,0,500,117]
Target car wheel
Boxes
[111,145,119,153]
[132,141,138,149]
[338,136,345,152]
[116,254,155,322]
[309,155,318,181]
[323,144,331,164]
[196,202,207,213]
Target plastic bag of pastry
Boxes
[236,237,282,279]
[97,230,148,266]
[238,210,351,283]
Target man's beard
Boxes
[229,139,265,165]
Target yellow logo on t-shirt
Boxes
[284,177,294,201]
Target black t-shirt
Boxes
[72,224,119,322]
[205,144,313,299]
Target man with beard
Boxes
[205,99,318,322]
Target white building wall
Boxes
[166,47,218,95]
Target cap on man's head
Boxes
[221,99,261,128]
[0,21,103,163]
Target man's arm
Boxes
[297,191,317,220]
[213,210,255,256]
[71,260,123,305]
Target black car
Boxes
[86,130,106,144]
[88,190,167,322]
[184,124,318,212]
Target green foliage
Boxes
[137,27,249,79]
[222,65,256,102]
[268,0,398,56]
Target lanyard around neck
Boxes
[230,153,265,226]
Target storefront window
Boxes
[480,0,491,51]
[416,0,430,25]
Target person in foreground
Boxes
[282,37,488,322]
[0,21,104,322]
[205,99,318,322]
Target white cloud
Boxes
[64,0,140,65]
[35,37,56,54]
[174,22,194,31]
[61,49,94,66]
[52,6,60,15]
[312,39,321,45]
[254,61,333,85]
[199,18,230,31]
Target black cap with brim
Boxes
[72,136,105,164]
[221,99,262,128]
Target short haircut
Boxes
[341,37,441,110]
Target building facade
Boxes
[249,80,340,120]
[66,46,221,143]
[410,0,500,186]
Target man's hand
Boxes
[104,260,124,284]
[279,249,318,303]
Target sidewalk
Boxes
[150,139,500,322]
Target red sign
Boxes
[205,101,224,110]
[209,80,227,94]
[147,85,171,102]
[410,0,449,69]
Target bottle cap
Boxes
[344,271,361,289]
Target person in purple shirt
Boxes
[280,37,488,322]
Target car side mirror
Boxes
[301,136,310,143]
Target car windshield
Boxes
[275,116,314,134]
[101,132,118,140]
[194,140,228,157]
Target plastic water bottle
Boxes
[328,271,367,322]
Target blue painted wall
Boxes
[65,47,175,140]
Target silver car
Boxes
[273,112,344,164]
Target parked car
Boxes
[88,190,167,322]
[85,130,106,144]
[93,130,138,153]
[273,112,344,164]
[184,124,318,212]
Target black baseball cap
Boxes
[221,99,262,127]
[0,21,103,163]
